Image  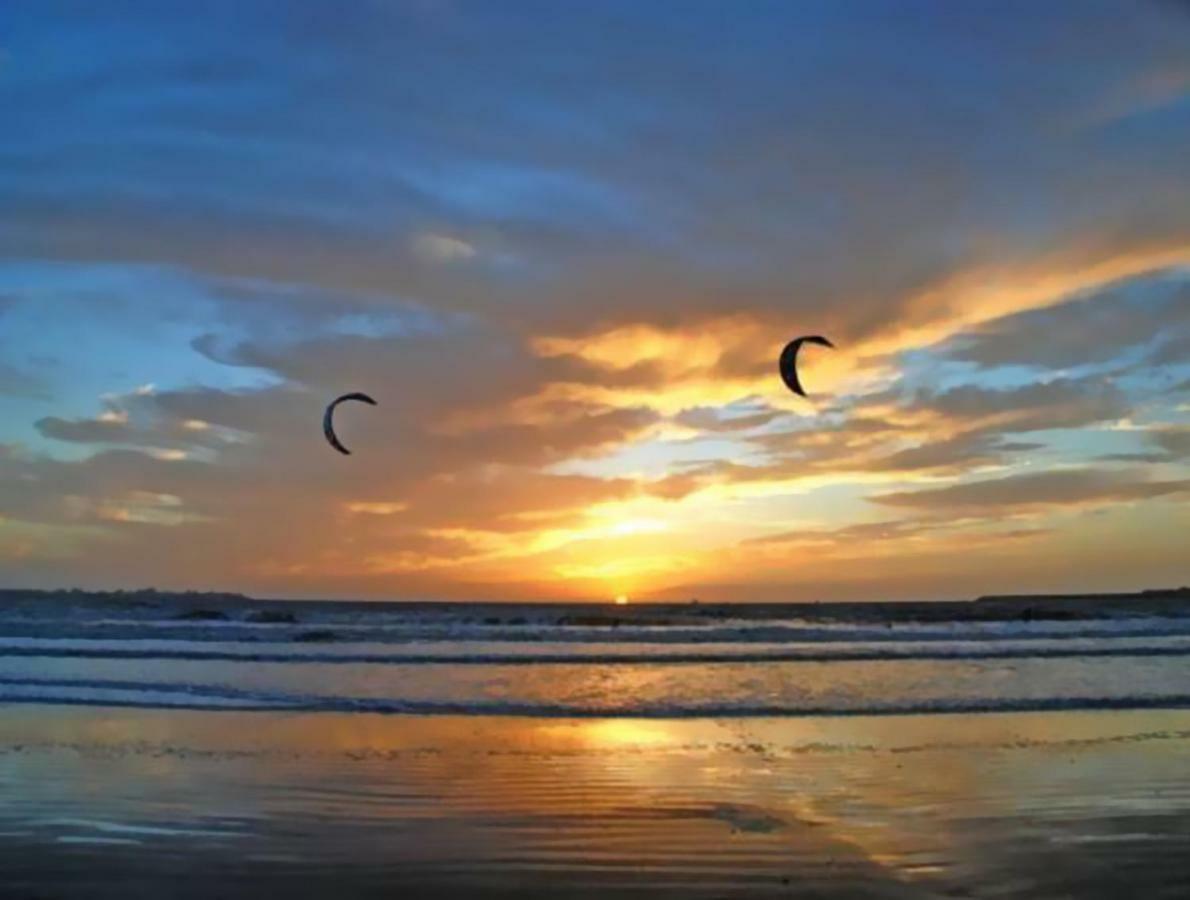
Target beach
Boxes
[3,707,1190,898]
[2,595,1190,896]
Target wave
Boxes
[3,675,1190,718]
[5,641,1190,665]
[6,618,1190,648]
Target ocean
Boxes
[2,596,1190,716]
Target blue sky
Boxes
[1,1,1188,600]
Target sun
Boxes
[614,595,629,606]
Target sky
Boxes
[1,1,1188,602]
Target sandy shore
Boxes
[2,707,1190,897]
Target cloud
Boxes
[893,379,1129,435]
[744,516,1051,549]
[411,232,477,264]
[36,415,136,444]
[672,406,783,434]
[34,401,231,452]
[742,377,1126,480]
[947,274,1189,370]
[869,434,1043,474]
[873,468,1190,512]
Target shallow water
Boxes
[2,708,1190,897]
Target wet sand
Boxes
[2,707,1190,898]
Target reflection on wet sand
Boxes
[2,708,1190,897]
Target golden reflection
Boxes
[546,719,677,750]
[6,708,1190,889]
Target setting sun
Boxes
[615,595,629,606]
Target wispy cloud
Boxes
[411,232,477,265]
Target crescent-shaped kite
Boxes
[778,335,834,397]
[323,392,377,455]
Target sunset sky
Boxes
[1,1,1188,602]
